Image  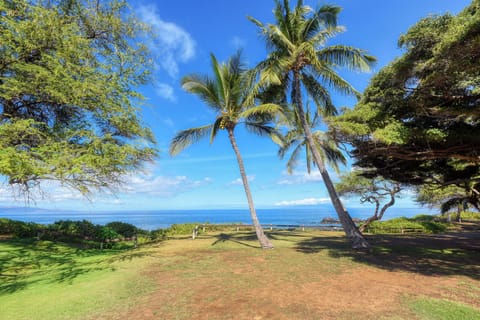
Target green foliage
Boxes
[96,226,120,241]
[49,219,98,239]
[330,1,480,209]
[279,107,346,174]
[105,221,138,238]
[0,218,42,237]
[0,0,156,197]
[441,211,480,221]
[170,51,282,156]
[459,211,480,220]
[165,223,202,236]
[366,216,448,234]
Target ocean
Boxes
[0,206,436,230]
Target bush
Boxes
[0,218,42,238]
[105,221,138,238]
[367,216,449,234]
[459,211,480,221]
[96,226,121,241]
[165,223,202,236]
[49,220,98,239]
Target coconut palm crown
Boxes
[249,0,376,248]
[169,51,283,249]
[279,106,346,175]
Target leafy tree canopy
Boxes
[330,0,480,207]
[0,0,156,197]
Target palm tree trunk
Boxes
[292,70,369,249]
[227,127,274,249]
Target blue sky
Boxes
[0,0,472,211]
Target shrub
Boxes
[166,223,202,236]
[96,226,121,241]
[367,216,449,234]
[105,221,138,238]
[49,220,97,238]
[0,218,42,238]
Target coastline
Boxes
[0,207,437,230]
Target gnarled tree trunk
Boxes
[227,127,274,249]
[292,70,369,249]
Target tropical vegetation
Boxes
[0,0,156,199]
[330,0,480,212]
[249,0,376,248]
[170,52,282,249]
[336,171,403,232]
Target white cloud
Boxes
[122,174,211,197]
[228,175,255,186]
[275,198,330,206]
[277,170,323,185]
[137,5,195,78]
[155,83,176,101]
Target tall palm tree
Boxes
[279,105,346,175]
[170,52,282,249]
[249,0,375,248]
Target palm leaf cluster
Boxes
[170,52,282,156]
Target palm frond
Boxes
[181,74,221,110]
[301,72,336,116]
[316,64,361,98]
[315,4,341,28]
[245,122,285,146]
[210,117,223,144]
[210,53,228,108]
[286,143,303,174]
[169,124,212,156]
[239,103,284,120]
[317,45,376,72]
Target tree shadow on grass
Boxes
[0,239,143,294]
[295,232,480,280]
[210,233,260,248]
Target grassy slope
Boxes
[1,230,479,319]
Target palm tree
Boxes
[169,52,282,249]
[279,105,346,175]
[249,0,375,248]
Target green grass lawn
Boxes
[1,230,479,320]
[0,239,156,320]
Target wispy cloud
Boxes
[168,152,276,164]
[122,174,211,197]
[277,170,323,185]
[155,83,176,102]
[137,5,195,101]
[275,198,330,206]
[228,175,255,186]
[138,5,195,78]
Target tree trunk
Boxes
[227,127,274,249]
[292,70,369,249]
[359,194,395,233]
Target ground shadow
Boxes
[0,239,160,295]
[210,233,260,248]
[295,231,480,280]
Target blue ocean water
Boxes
[0,206,436,230]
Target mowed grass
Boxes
[0,239,157,320]
[1,230,480,320]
